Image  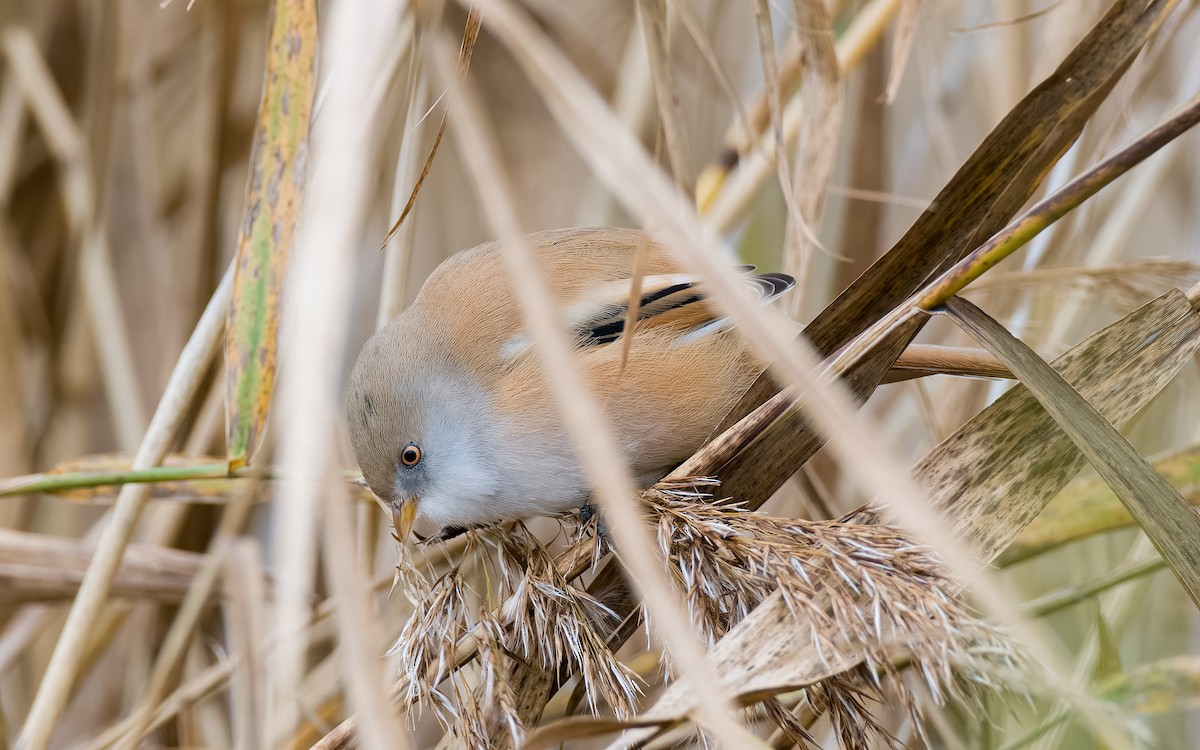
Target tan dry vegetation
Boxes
[1,0,1200,749]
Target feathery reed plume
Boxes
[390,525,641,742]
[390,477,1028,747]
[634,480,1029,746]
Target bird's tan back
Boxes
[404,227,765,483]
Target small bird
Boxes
[346,227,794,542]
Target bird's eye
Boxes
[400,444,422,467]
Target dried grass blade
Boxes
[224,0,318,469]
[883,0,919,104]
[380,7,482,247]
[941,295,1200,608]
[723,0,1182,429]
[636,0,690,188]
[783,0,842,314]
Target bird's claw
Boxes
[415,525,468,545]
[578,503,611,549]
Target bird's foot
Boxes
[578,503,611,550]
[414,525,468,545]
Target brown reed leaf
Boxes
[379,7,483,248]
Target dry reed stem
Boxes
[223,539,268,750]
[0,529,203,603]
[1,27,147,449]
[269,0,411,748]
[636,0,690,189]
[15,266,232,750]
[111,472,266,750]
[430,32,760,748]
[705,0,902,233]
[783,0,843,314]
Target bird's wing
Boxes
[499,267,794,361]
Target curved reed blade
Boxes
[224,0,318,470]
[942,295,1200,609]
[1000,446,1200,566]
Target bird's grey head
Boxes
[345,323,500,538]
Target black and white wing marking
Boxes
[499,266,795,361]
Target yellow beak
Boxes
[392,497,418,542]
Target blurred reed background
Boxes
[1,0,1200,748]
